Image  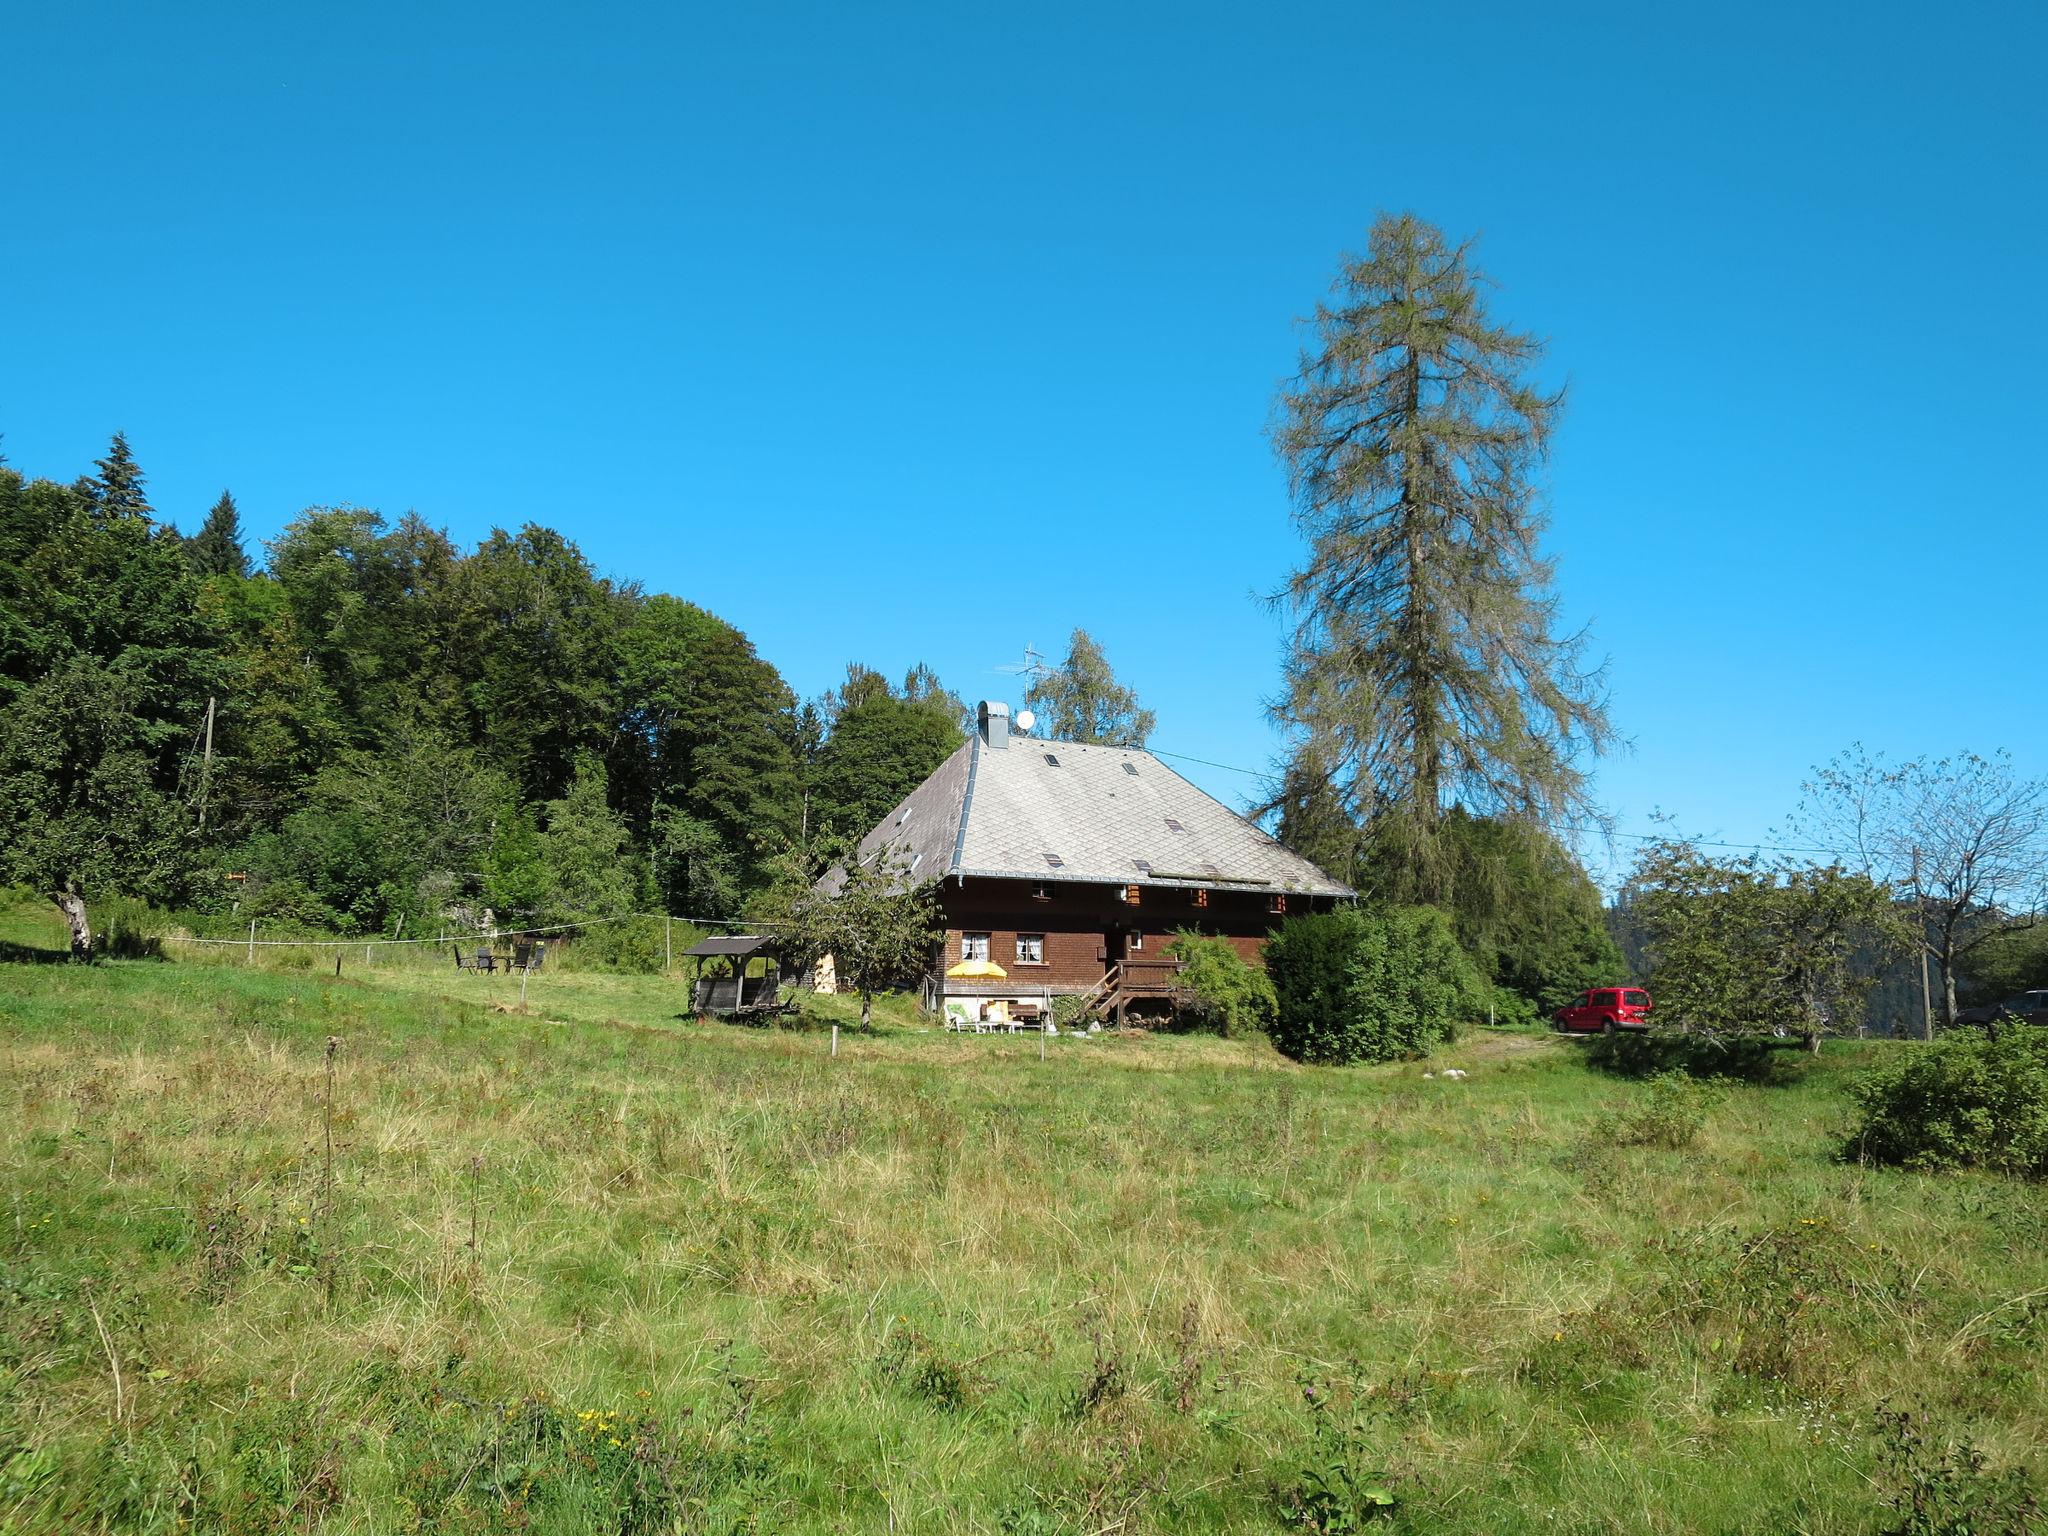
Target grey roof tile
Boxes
[844,734,1352,897]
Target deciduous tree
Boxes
[1797,746,2048,1034]
[1023,629,1154,747]
[1628,835,1910,1050]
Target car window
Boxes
[1624,990,1650,1007]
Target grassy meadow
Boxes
[0,897,2043,1533]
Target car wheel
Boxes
[1601,1017,1618,1038]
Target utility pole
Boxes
[1912,846,1934,1041]
[196,695,216,831]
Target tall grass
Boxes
[0,897,2041,1532]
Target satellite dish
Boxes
[1015,709,1036,734]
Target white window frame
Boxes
[1015,934,1045,965]
[961,932,990,962]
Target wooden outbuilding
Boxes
[683,934,784,1016]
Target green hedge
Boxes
[1264,905,1483,1065]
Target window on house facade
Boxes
[1015,934,1044,964]
[1129,930,1144,952]
[1031,881,1055,900]
[962,933,991,961]
[1267,893,1287,915]
[1191,888,1209,907]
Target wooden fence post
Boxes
[247,920,256,964]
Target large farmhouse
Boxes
[842,700,1352,1024]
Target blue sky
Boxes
[3,1,2042,883]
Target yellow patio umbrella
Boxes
[946,958,1008,980]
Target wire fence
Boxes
[162,910,788,955]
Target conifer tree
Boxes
[1270,213,1609,905]
[188,490,250,578]
[91,431,152,519]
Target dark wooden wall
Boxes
[935,877,1337,991]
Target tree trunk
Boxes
[53,890,93,961]
[860,988,873,1031]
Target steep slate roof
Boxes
[843,734,1352,897]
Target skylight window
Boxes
[1133,859,1152,874]
[1122,763,1139,777]
[1043,753,1061,767]
[897,805,914,825]
[1043,852,1065,868]
[1164,818,1185,832]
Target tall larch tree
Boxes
[1269,213,1609,906]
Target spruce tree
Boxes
[91,431,153,519]
[1270,213,1610,905]
[188,490,250,578]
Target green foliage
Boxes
[1022,629,1155,748]
[186,490,250,579]
[762,845,941,1028]
[1597,1070,1720,1149]
[1269,213,1610,907]
[1873,1406,2044,1536]
[1630,836,1911,1042]
[482,805,548,922]
[1264,905,1481,1064]
[1279,1371,1398,1531]
[1164,930,1276,1037]
[1846,1024,2048,1176]
[616,595,802,908]
[539,758,634,923]
[1958,921,2048,1005]
[241,728,509,933]
[1428,808,1625,1012]
[809,686,961,845]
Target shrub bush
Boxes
[1596,1070,1719,1149]
[1264,906,1483,1065]
[1845,1024,2048,1176]
[1164,931,1277,1038]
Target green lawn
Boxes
[0,896,2042,1533]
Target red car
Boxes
[1554,987,1653,1034]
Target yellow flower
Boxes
[1552,1332,1563,1342]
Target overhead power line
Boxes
[1141,741,1858,862]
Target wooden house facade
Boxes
[835,701,1352,1023]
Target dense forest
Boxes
[0,434,968,947]
[0,430,1627,1013]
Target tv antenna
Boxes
[989,643,1048,688]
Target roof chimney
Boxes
[977,699,1010,750]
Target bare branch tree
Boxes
[1796,746,2048,1034]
